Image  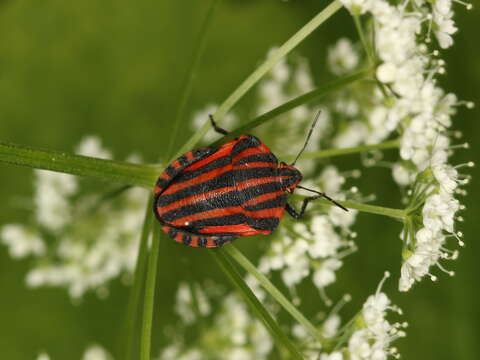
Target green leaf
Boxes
[0,141,162,188]
[125,198,154,360]
[212,249,304,360]
[140,223,161,360]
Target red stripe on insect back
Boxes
[183,142,236,172]
[236,176,289,190]
[235,162,277,169]
[170,207,243,225]
[163,163,279,196]
[156,186,235,214]
[189,236,199,247]
[198,224,270,235]
[170,206,285,226]
[205,237,216,248]
[161,165,233,195]
[232,145,270,163]
[171,159,182,169]
[185,151,194,162]
[242,190,285,207]
[154,186,162,194]
[160,172,170,180]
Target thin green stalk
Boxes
[125,199,154,360]
[166,0,220,158]
[140,224,161,360]
[175,0,343,158]
[210,68,371,147]
[0,141,161,188]
[317,198,406,220]
[223,245,325,344]
[353,15,374,66]
[282,139,400,162]
[211,249,304,360]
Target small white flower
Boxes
[321,352,344,360]
[392,163,414,186]
[82,345,112,360]
[376,62,397,83]
[313,258,343,288]
[328,38,359,75]
[76,136,112,159]
[36,352,50,360]
[323,314,341,338]
[1,225,45,258]
[340,0,373,15]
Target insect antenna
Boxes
[291,110,321,166]
[296,185,349,212]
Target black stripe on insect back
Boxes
[249,217,280,232]
[198,237,207,247]
[234,153,278,165]
[159,181,284,222]
[244,194,288,212]
[157,167,278,206]
[214,237,231,247]
[230,135,262,157]
[156,178,169,189]
[178,155,189,167]
[165,165,178,178]
[168,227,179,239]
[237,181,283,201]
[190,214,247,227]
[173,155,231,183]
[160,190,243,222]
[182,233,192,245]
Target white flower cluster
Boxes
[174,282,211,325]
[399,162,470,291]
[257,166,357,303]
[37,345,112,360]
[158,290,272,360]
[320,274,406,360]
[1,136,148,298]
[334,0,472,291]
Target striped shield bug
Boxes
[153,112,347,248]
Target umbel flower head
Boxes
[399,162,471,291]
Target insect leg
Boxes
[209,114,229,135]
[285,195,322,219]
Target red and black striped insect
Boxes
[153,113,346,248]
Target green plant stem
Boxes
[175,0,343,158]
[353,15,374,66]
[125,199,154,360]
[210,68,371,147]
[211,249,304,360]
[0,141,161,188]
[166,0,220,159]
[317,198,406,220]
[282,139,400,162]
[140,224,161,360]
[223,245,325,344]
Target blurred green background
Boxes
[0,0,478,359]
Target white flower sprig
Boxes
[336,0,473,291]
[1,136,148,298]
